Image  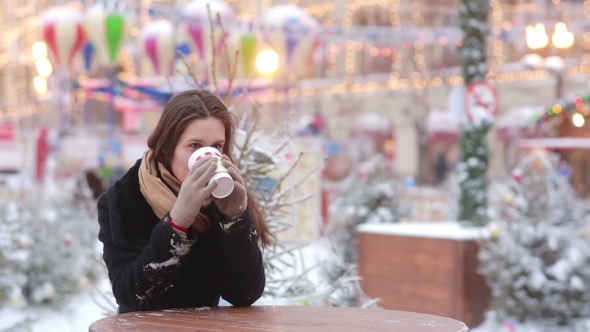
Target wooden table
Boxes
[89,306,468,332]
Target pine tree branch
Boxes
[274,160,324,201]
[276,194,313,207]
[165,76,174,94]
[233,73,260,107]
[268,261,325,284]
[215,11,237,107]
[176,51,204,90]
[269,152,303,198]
[263,242,309,262]
[236,110,260,168]
[225,49,240,107]
[90,283,117,316]
[206,3,219,96]
[273,138,291,155]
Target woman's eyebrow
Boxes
[186,139,225,144]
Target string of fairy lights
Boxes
[410,0,424,26]
[1,0,589,121]
[488,0,504,78]
[523,90,590,130]
[0,68,559,120]
[583,0,590,67]
[389,0,401,29]
[414,40,425,72]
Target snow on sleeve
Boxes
[135,237,194,307]
[144,238,192,271]
[145,257,180,271]
[220,216,244,233]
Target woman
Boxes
[97,89,271,314]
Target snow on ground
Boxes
[471,311,590,332]
[0,278,114,332]
[0,292,107,332]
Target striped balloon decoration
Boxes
[139,20,176,76]
[226,27,263,78]
[259,5,321,78]
[179,0,235,64]
[84,3,133,67]
[41,6,86,70]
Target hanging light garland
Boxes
[512,91,590,131]
[5,0,590,121]
[544,91,590,118]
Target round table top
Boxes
[89,306,469,332]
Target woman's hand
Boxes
[213,155,248,219]
[170,156,218,231]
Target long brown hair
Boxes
[147,89,272,247]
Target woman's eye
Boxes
[214,144,224,151]
[189,144,201,149]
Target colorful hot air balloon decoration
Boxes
[84,3,136,135]
[84,3,133,67]
[81,41,96,74]
[180,0,235,64]
[226,25,263,77]
[240,30,258,77]
[41,6,86,70]
[259,5,321,78]
[139,20,176,76]
[40,6,87,133]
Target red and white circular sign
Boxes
[464,81,499,125]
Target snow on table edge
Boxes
[356,222,490,240]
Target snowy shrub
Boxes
[480,151,590,326]
[0,174,101,309]
[327,156,408,263]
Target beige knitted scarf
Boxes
[138,149,210,232]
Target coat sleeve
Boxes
[97,193,198,311]
[209,207,266,306]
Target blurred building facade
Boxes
[1,0,589,178]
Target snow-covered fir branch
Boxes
[175,13,380,306]
[457,0,492,226]
[0,165,103,330]
[480,151,590,327]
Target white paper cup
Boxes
[188,147,234,198]
[210,172,234,198]
[188,147,222,168]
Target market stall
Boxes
[516,137,590,195]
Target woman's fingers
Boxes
[220,156,245,185]
[221,155,237,169]
[232,181,247,201]
[188,160,218,186]
[226,166,244,185]
[201,178,219,197]
[189,155,214,174]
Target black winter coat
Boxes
[97,159,265,314]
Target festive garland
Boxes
[73,77,275,105]
[457,0,491,226]
[544,91,590,118]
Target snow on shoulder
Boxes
[356,222,490,241]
